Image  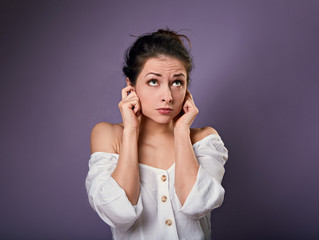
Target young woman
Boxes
[86,29,228,239]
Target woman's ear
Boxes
[126,78,136,91]
[126,78,132,86]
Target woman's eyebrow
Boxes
[145,72,161,77]
[173,73,186,78]
[144,72,186,78]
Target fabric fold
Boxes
[85,152,143,231]
[174,134,228,219]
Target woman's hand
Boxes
[118,85,142,129]
[174,90,199,131]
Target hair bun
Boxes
[153,28,191,49]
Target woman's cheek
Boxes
[173,87,185,98]
[176,92,186,105]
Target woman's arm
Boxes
[175,132,227,219]
[91,84,141,205]
[111,127,140,205]
[91,123,140,205]
[111,85,141,205]
[174,126,219,205]
[87,125,143,230]
[174,90,200,205]
[174,128,199,205]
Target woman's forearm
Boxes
[111,128,140,205]
[174,128,199,205]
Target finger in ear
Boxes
[126,78,132,87]
[126,78,137,92]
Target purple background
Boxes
[1,0,319,239]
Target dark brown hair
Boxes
[123,29,193,85]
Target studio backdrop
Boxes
[1,0,318,239]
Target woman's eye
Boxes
[148,79,158,86]
[172,80,182,86]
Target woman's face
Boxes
[133,55,187,124]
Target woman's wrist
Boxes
[123,126,139,134]
[122,127,139,141]
[174,127,190,137]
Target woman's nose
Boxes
[161,87,173,103]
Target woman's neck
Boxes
[138,115,174,137]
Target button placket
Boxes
[158,171,176,230]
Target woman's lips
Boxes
[157,108,173,114]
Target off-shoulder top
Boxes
[85,134,228,240]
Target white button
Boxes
[161,175,167,182]
[161,195,167,202]
[165,219,172,226]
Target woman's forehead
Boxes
[141,56,187,76]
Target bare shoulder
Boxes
[90,122,123,154]
[190,126,219,144]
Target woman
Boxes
[86,29,228,239]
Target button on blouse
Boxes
[165,219,173,226]
[161,175,167,182]
[86,134,228,239]
[161,195,167,202]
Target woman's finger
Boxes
[133,102,140,114]
[186,89,194,100]
[120,93,140,112]
[128,95,140,114]
[183,99,191,113]
[183,96,198,115]
[121,86,134,100]
[124,91,139,103]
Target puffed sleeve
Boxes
[85,152,143,231]
[174,134,228,219]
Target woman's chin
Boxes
[152,117,173,125]
[142,114,174,125]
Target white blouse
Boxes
[85,134,228,240]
